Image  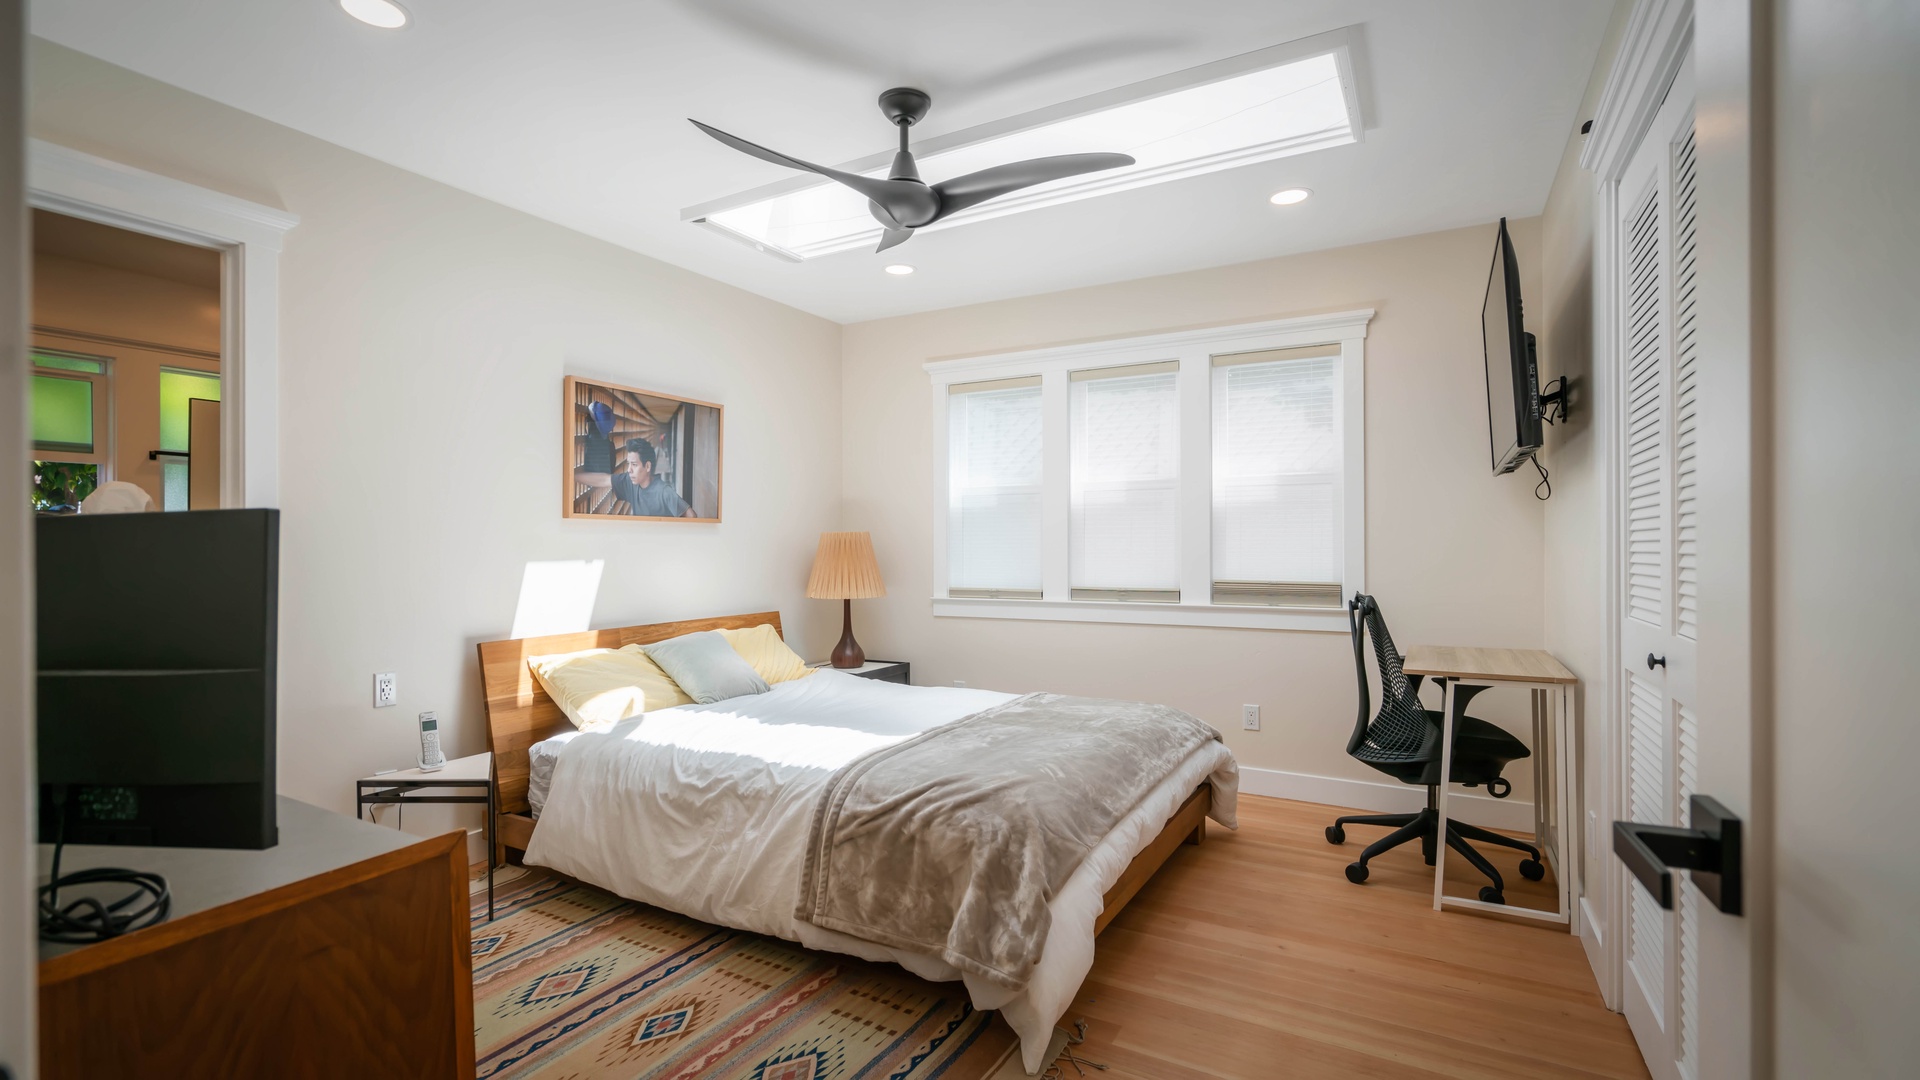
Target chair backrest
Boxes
[1346,594,1434,763]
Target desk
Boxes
[1402,645,1578,926]
[357,751,495,919]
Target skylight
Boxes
[685,33,1363,261]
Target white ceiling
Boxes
[29,1,1614,324]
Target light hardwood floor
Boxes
[1064,793,1648,1079]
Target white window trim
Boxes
[927,308,1372,632]
[28,139,299,508]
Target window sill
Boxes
[930,595,1348,632]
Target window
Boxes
[929,310,1370,631]
[947,378,1044,598]
[1071,363,1180,601]
[1211,348,1345,607]
[30,352,108,461]
[158,368,220,511]
[29,351,111,514]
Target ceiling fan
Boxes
[691,87,1136,254]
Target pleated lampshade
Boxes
[807,532,886,600]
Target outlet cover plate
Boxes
[374,672,398,708]
[1241,704,1261,731]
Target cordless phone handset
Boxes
[417,711,446,772]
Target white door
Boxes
[1613,52,1703,1080]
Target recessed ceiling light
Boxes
[340,0,409,29]
[1269,188,1312,206]
[884,264,915,276]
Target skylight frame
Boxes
[681,27,1369,263]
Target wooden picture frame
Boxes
[562,375,723,521]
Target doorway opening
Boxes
[28,209,224,515]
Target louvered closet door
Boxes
[1616,55,1703,1080]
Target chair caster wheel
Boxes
[1519,858,1546,881]
[1345,862,1369,885]
[1325,825,1345,845]
[1479,887,1506,904]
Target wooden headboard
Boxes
[476,611,785,815]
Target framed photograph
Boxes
[563,376,722,521]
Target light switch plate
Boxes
[1242,704,1261,731]
[374,672,398,708]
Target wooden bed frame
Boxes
[476,610,1208,934]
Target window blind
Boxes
[948,379,1044,598]
[1069,363,1180,601]
[1211,350,1343,607]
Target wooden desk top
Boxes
[1402,645,1577,685]
[37,797,420,961]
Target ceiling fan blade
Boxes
[690,119,935,226]
[931,153,1135,221]
[875,227,914,253]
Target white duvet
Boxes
[525,670,1238,1074]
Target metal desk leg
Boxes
[485,774,496,922]
[1431,678,1460,911]
[1532,689,1547,862]
[1551,680,1566,926]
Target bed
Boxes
[477,611,1238,1072]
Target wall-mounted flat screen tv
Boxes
[1483,217,1542,474]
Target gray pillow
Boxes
[642,631,771,704]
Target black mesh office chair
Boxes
[1327,594,1544,903]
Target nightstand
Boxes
[810,659,911,684]
[356,751,496,919]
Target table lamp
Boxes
[806,531,886,668]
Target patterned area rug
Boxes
[470,868,1018,1079]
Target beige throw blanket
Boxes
[795,693,1223,991]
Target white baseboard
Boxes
[466,826,487,866]
[1237,764,1537,833]
[1581,895,1618,1011]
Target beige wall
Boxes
[841,221,1549,796]
[1535,0,1629,962]
[33,251,221,506]
[1771,0,1920,1070]
[32,250,219,352]
[28,40,845,845]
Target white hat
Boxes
[79,481,156,514]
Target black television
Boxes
[36,508,280,850]
[1482,217,1542,474]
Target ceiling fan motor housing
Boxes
[877,87,932,127]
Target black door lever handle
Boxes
[1613,795,1743,915]
[1647,653,1667,670]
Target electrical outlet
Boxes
[953,679,967,688]
[373,672,398,708]
[1241,704,1261,731]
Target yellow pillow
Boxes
[528,645,694,732]
[718,624,816,685]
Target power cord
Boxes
[1540,376,1569,426]
[1531,455,1552,501]
[38,787,171,944]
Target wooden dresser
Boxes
[37,797,474,1079]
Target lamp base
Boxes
[830,598,865,669]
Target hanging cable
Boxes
[38,787,171,944]
[1532,455,1552,501]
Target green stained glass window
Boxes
[159,369,221,453]
[33,352,106,374]
[31,374,94,453]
